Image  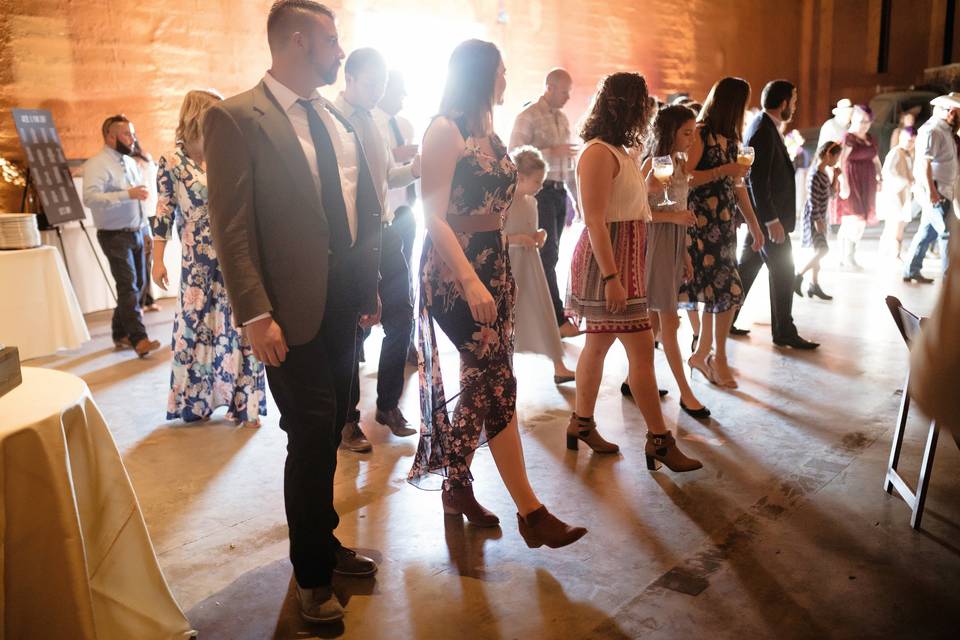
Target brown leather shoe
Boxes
[114,337,133,350]
[134,338,161,358]
[566,414,619,454]
[375,407,416,437]
[517,506,587,549]
[340,422,372,453]
[442,485,500,527]
[645,430,703,472]
[333,546,378,577]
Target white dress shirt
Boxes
[262,71,359,243]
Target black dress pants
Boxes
[347,225,413,420]
[264,304,359,588]
[737,230,799,342]
[535,185,568,326]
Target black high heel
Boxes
[679,400,711,420]
[621,381,668,397]
[690,334,699,352]
[806,283,833,300]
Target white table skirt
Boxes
[0,245,91,360]
[0,367,194,639]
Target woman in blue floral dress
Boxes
[151,90,266,427]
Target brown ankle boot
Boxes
[442,485,500,527]
[517,505,588,549]
[645,430,703,472]
[566,414,620,454]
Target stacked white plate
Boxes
[0,213,42,250]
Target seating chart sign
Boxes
[11,109,86,225]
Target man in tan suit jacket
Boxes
[203,1,381,624]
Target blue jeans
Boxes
[905,199,952,277]
[97,229,148,345]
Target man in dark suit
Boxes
[736,80,819,350]
[204,0,381,623]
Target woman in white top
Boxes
[565,73,701,473]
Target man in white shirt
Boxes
[903,93,960,282]
[509,68,580,338]
[203,1,380,624]
[333,48,420,452]
[82,114,162,357]
[817,98,854,150]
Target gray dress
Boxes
[645,165,690,312]
[504,194,565,361]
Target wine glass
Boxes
[736,145,755,186]
[652,155,675,206]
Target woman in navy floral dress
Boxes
[410,40,585,549]
[151,90,266,427]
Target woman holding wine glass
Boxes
[683,77,764,389]
[565,73,702,472]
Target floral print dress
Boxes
[409,125,518,491]
[684,126,744,313]
[153,147,266,424]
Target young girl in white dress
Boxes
[504,147,577,384]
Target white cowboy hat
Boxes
[832,98,853,114]
[931,92,960,110]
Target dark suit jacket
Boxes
[204,81,382,346]
[746,112,797,232]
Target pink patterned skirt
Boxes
[565,220,651,333]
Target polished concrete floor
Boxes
[31,233,960,639]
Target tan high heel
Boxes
[688,355,716,384]
[645,430,703,472]
[708,354,738,389]
[566,414,619,454]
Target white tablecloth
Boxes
[0,246,91,360]
[0,367,194,639]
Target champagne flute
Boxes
[736,145,755,187]
[652,155,675,206]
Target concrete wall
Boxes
[0,0,948,210]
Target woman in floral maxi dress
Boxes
[409,39,585,549]
[151,90,266,427]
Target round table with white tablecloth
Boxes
[0,245,90,360]
[0,367,194,639]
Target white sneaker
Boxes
[296,585,344,623]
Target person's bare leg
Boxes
[691,308,714,365]
[574,332,616,418]
[687,307,701,341]
[553,357,576,377]
[622,330,668,434]
[658,311,703,409]
[711,309,736,385]
[488,415,541,516]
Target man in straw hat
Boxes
[903,92,960,283]
[818,98,854,150]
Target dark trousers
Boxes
[535,184,568,326]
[265,305,359,588]
[737,230,799,342]
[140,223,155,307]
[392,205,418,358]
[348,225,413,420]
[97,229,148,345]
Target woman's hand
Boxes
[721,162,749,181]
[604,277,627,314]
[672,209,697,226]
[683,255,695,282]
[462,277,496,325]
[535,228,548,248]
[152,261,169,290]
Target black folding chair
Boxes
[883,295,944,529]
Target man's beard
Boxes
[782,106,794,123]
[115,139,134,156]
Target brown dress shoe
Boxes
[645,430,703,472]
[442,485,500,527]
[134,338,161,358]
[566,414,619,454]
[517,506,587,549]
[375,407,416,437]
[333,547,378,577]
[340,422,373,453]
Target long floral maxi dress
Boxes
[153,147,266,424]
[408,129,518,491]
[684,126,744,313]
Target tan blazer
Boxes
[204,81,382,346]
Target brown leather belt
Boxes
[446,213,502,233]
